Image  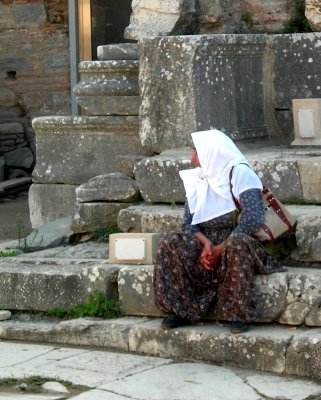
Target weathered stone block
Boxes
[117,204,184,233]
[291,216,321,262]
[278,302,310,325]
[306,0,321,31]
[76,173,141,203]
[139,34,269,152]
[0,123,24,135]
[198,0,242,33]
[97,44,138,60]
[0,157,4,182]
[124,0,196,40]
[32,116,151,185]
[297,157,321,203]
[29,184,77,228]
[0,258,119,311]
[72,202,134,234]
[0,310,11,321]
[291,99,321,146]
[134,152,193,202]
[116,155,144,178]
[286,330,321,381]
[13,4,47,25]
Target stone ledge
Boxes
[118,265,321,327]
[0,316,320,381]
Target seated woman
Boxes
[153,129,283,334]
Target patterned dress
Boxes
[153,189,282,323]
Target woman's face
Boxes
[191,149,201,167]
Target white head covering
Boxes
[179,129,263,225]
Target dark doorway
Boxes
[91,0,133,60]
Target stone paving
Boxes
[0,341,321,400]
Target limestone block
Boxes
[97,44,138,60]
[0,310,11,321]
[32,116,151,185]
[76,173,141,203]
[286,330,321,381]
[124,0,196,41]
[306,0,321,31]
[129,319,291,373]
[291,215,321,262]
[13,3,47,25]
[116,155,144,178]
[297,157,321,203]
[249,159,302,202]
[118,265,160,316]
[139,35,269,152]
[29,184,77,228]
[0,4,14,29]
[3,147,33,169]
[271,33,321,133]
[0,89,18,108]
[134,153,193,202]
[305,304,321,326]
[278,302,310,325]
[117,204,185,233]
[109,233,163,264]
[71,202,134,234]
[0,259,119,311]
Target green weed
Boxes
[281,1,312,33]
[0,249,19,258]
[45,290,123,319]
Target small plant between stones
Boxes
[44,290,123,319]
[16,213,42,253]
[0,250,19,258]
[281,0,312,33]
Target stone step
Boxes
[117,203,321,263]
[133,148,321,204]
[119,264,321,327]
[77,60,139,82]
[1,248,320,327]
[0,315,320,382]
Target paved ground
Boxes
[0,192,32,243]
[0,341,321,400]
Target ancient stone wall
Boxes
[0,0,71,132]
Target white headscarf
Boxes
[179,129,263,225]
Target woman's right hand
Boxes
[195,232,219,271]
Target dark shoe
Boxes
[161,314,191,329]
[230,321,249,334]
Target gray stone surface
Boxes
[297,157,321,203]
[0,122,23,134]
[0,310,11,321]
[97,44,138,61]
[42,382,69,394]
[28,184,77,228]
[72,202,133,234]
[245,374,321,400]
[124,0,195,40]
[286,329,321,381]
[0,157,4,182]
[2,316,321,383]
[0,258,119,311]
[291,215,321,262]
[116,155,144,178]
[139,33,321,152]
[32,116,151,185]
[306,0,321,32]
[117,203,185,233]
[76,173,141,203]
[100,363,261,400]
[3,147,33,169]
[134,153,192,202]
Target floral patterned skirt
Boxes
[153,224,282,323]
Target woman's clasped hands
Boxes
[196,233,224,271]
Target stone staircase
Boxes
[2,42,321,382]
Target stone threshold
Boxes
[0,315,320,382]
